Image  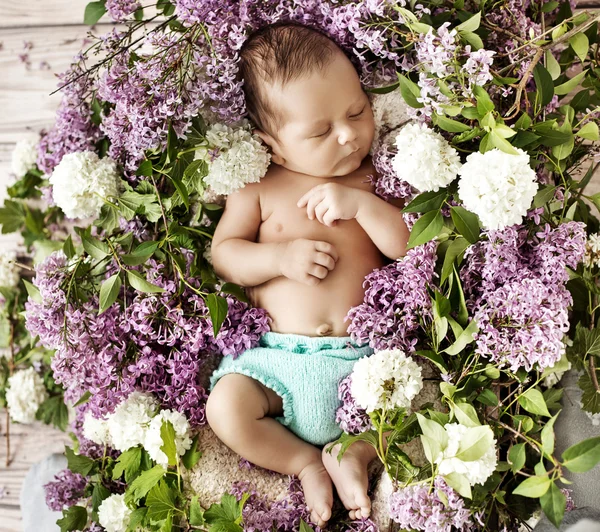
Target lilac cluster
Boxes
[229,477,320,532]
[461,222,586,372]
[105,0,140,21]
[37,57,102,174]
[388,477,477,531]
[335,375,372,434]
[24,249,270,430]
[44,469,88,511]
[345,241,437,352]
[369,142,415,202]
[173,0,404,124]
[95,30,204,174]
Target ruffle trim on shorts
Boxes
[208,365,294,429]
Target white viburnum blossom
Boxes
[107,391,159,452]
[82,410,111,446]
[49,151,122,220]
[435,423,497,486]
[11,138,38,177]
[198,121,271,195]
[350,349,423,413]
[6,368,48,424]
[0,250,20,289]
[457,148,538,230]
[98,493,133,532]
[584,233,600,268]
[392,123,462,192]
[144,409,192,467]
[368,89,412,149]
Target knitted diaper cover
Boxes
[208,331,374,446]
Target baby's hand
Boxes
[297,183,363,227]
[279,239,339,286]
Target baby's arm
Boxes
[355,193,409,260]
[211,183,284,287]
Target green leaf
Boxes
[126,464,166,504]
[569,32,589,63]
[443,472,472,498]
[417,413,448,449]
[203,493,246,531]
[443,319,478,356]
[441,237,470,285]
[433,113,471,133]
[533,185,557,208]
[456,11,481,32]
[541,413,559,456]
[136,160,153,177]
[189,495,205,526]
[540,482,566,528]
[207,293,229,338]
[81,235,110,260]
[450,206,480,244]
[453,402,480,428]
[146,480,178,521]
[402,189,447,213]
[35,395,69,431]
[407,210,444,249]
[160,420,178,466]
[65,445,96,476]
[300,520,315,532]
[415,349,448,372]
[477,388,499,407]
[474,85,494,115]
[456,425,492,461]
[508,443,526,472]
[57,505,88,532]
[513,476,552,498]
[127,270,165,294]
[0,199,25,233]
[533,64,555,108]
[562,436,600,473]
[576,121,599,140]
[126,508,148,532]
[461,31,484,50]
[63,236,76,259]
[84,1,106,25]
[113,446,142,483]
[397,74,424,109]
[518,388,551,417]
[489,131,519,154]
[91,482,111,513]
[74,391,92,407]
[545,50,561,80]
[182,434,202,469]
[579,372,600,414]
[99,273,121,315]
[554,70,588,95]
[22,279,41,303]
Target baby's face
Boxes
[256,51,375,178]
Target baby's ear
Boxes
[253,128,273,147]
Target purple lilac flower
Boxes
[345,241,437,352]
[562,488,576,512]
[369,142,415,202]
[44,469,87,511]
[118,216,151,241]
[105,0,140,21]
[336,375,372,434]
[461,222,586,372]
[388,477,477,531]
[37,57,102,174]
[229,477,321,532]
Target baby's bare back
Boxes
[246,157,386,337]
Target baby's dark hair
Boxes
[239,22,345,140]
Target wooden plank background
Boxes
[0,1,599,531]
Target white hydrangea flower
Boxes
[368,89,412,148]
[198,121,271,195]
[0,250,20,289]
[392,123,462,192]
[350,349,423,413]
[457,148,538,230]
[49,151,122,220]
[584,233,600,268]
[107,391,159,452]
[6,368,48,424]
[82,410,111,446]
[435,423,497,486]
[11,138,38,177]
[144,409,192,467]
[98,493,132,532]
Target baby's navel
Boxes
[316,323,333,336]
[275,223,283,232]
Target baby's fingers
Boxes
[314,241,339,262]
[314,251,336,271]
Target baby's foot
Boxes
[298,460,334,528]
[322,441,373,520]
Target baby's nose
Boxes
[337,124,358,144]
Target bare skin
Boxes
[207,48,409,526]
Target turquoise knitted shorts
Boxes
[208,331,374,447]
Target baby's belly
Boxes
[247,219,386,337]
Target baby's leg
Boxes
[206,373,333,527]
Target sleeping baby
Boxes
[206,21,409,528]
